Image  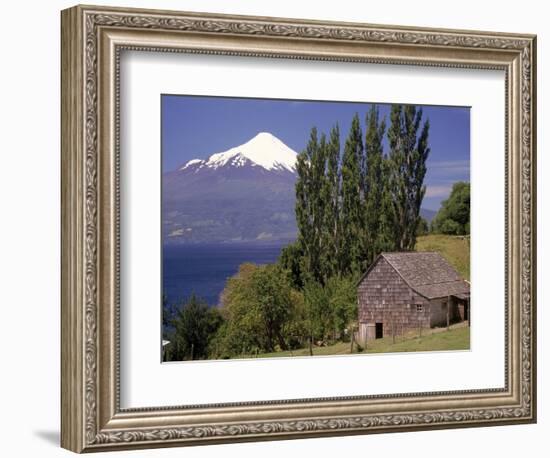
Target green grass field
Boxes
[249,323,470,359]
[415,234,470,280]
[361,324,470,354]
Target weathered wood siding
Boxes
[429,298,447,328]
[430,297,463,328]
[357,257,430,339]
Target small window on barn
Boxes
[416,304,423,312]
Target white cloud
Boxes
[427,160,470,177]
[425,185,452,198]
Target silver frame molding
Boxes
[61,4,537,453]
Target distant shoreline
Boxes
[162,239,296,247]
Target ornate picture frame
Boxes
[61,4,536,453]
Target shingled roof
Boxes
[362,252,470,300]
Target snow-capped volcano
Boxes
[163,132,299,244]
[179,132,297,174]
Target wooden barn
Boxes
[356,252,470,343]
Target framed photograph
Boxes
[61,4,537,453]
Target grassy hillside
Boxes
[415,234,470,280]
[247,323,469,359]
[363,324,470,354]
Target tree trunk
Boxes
[276,330,288,351]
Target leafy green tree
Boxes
[432,182,470,235]
[387,104,430,251]
[303,280,332,344]
[303,275,357,345]
[216,263,299,356]
[251,265,293,351]
[283,289,309,350]
[340,113,364,275]
[216,263,267,356]
[325,276,357,340]
[169,294,224,361]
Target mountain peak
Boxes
[180,132,298,173]
[253,131,275,139]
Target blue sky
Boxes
[162,95,470,211]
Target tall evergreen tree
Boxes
[363,105,387,269]
[340,113,364,275]
[387,105,430,251]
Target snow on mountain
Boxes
[179,132,297,173]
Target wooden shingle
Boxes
[360,252,470,300]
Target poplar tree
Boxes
[295,128,316,282]
[321,124,341,281]
[363,105,387,268]
[387,105,430,251]
[295,127,327,284]
[311,133,327,282]
[377,158,398,253]
[294,104,431,283]
[340,113,364,275]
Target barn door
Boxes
[375,322,383,339]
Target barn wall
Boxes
[429,297,464,328]
[357,257,430,340]
[429,298,447,327]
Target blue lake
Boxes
[162,242,287,306]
